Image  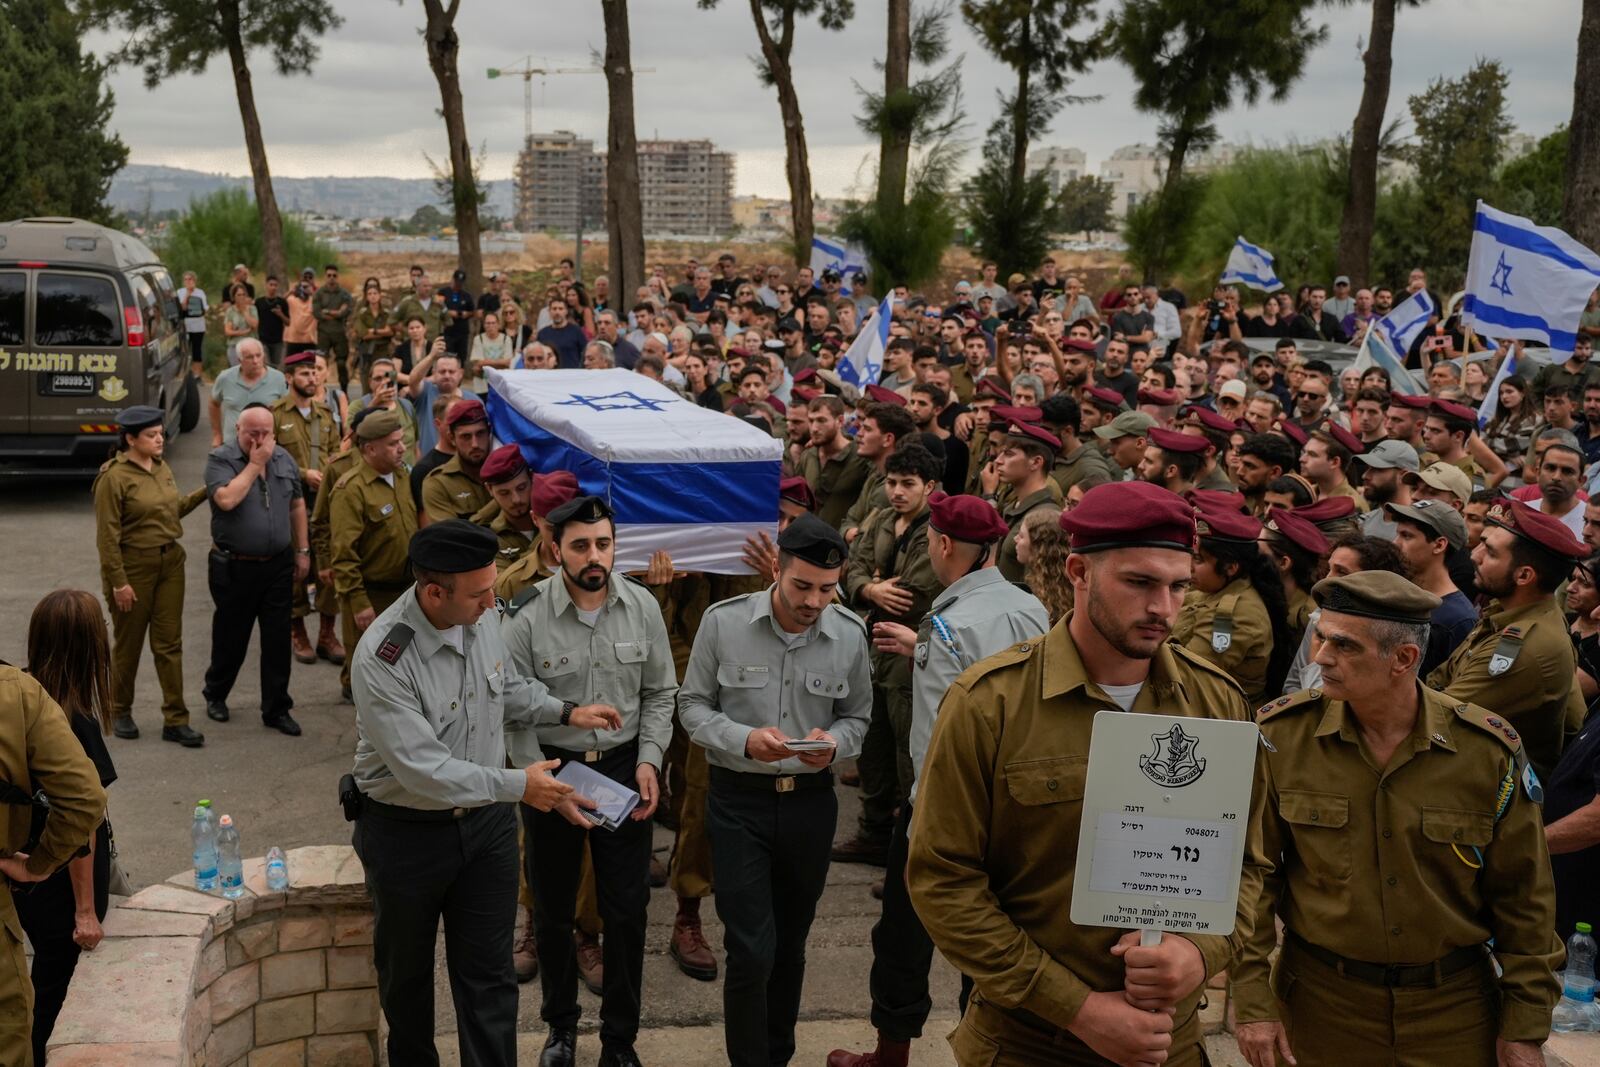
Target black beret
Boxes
[409,520,497,573]
[777,512,848,570]
[546,494,614,527]
[116,405,164,432]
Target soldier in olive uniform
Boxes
[990,419,1061,584]
[311,265,354,388]
[389,284,448,347]
[476,445,538,569]
[421,399,494,525]
[1234,571,1561,1067]
[495,472,579,605]
[677,515,873,1067]
[329,409,418,694]
[828,492,1049,1067]
[1173,505,1285,705]
[1043,394,1117,497]
[0,667,109,1066]
[1428,497,1589,781]
[93,406,209,746]
[843,400,916,539]
[908,482,1268,1067]
[272,351,344,664]
[310,410,374,696]
[834,444,945,865]
[797,395,872,530]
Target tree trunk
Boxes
[750,0,813,267]
[1566,0,1600,249]
[218,0,284,285]
[1335,0,1395,285]
[1008,25,1032,193]
[602,0,645,303]
[876,0,912,218]
[1145,125,1194,283]
[422,0,482,289]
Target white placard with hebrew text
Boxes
[1070,711,1259,935]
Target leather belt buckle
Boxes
[452,807,468,819]
[775,776,796,793]
[584,750,601,763]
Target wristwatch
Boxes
[295,548,310,556]
[560,701,576,726]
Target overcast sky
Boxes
[91,0,1580,199]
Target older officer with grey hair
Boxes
[678,513,872,1067]
[348,520,621,1067]
[499,495,676,1067]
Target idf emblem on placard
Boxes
[1139,723,1207,787]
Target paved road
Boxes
[0,425,963,1041]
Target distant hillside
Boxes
[108,164,515,220]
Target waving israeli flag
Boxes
[1219,236,1284,293]
[1374,289,1436,355]
[810,236,870,295]
[1461,201,1600,349]
[837,292,893,390]
[1351,328,1423,395]
[484,369,781,574]
[1476,344,1518,429]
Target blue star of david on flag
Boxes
[556,391,678,412]
[1489,251,1514,297]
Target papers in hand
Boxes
[782,738,837,753]
[555,761,639,831]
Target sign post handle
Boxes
[1140,928,1163,947]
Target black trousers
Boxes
[522,745,652,1048]
[13,820,110,1065]
[354,801,519,1067]
[870,803,936,1041]
[203,548,294,719]
[706,772,836,1067]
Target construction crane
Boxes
[485,57,654,144]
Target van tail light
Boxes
[124,306,145,347]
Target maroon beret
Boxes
[530,471,580,518]
[478,443,526,485]
[1063,338,1099,354]
[1084,386,1130,413]
[445,398,488,428]
[1138,387,1182,406]
[1322,423,1366,456]
[1184,488,1249,514]
[791,386,819,404]
[1195,505,1262,544]
[1004,419,1061,453]
[973,378,1012,403]
[779,475,815,511]
[1149,426,1209,454]
[1391,392,1433,410]
[1276,420,1309,447]
[1265,506,1332,557]
[1430,397,1479,424]
[1059,482,1195,554]
[1293,495,1357,529]
[988,404,1044,427]
[928,491,1009,544]
[793,367,818,384]
[1486,497,1589,562]
[767,395,787,415]
[1183,405,1243,434]
[283,350,317,368]
[865,384,908,407]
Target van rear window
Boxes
[35,273,120,347]
[0,272,23,346]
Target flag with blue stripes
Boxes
[1374,289,1437,355]
[1461,201,1600,349]
[1219,236,1284,293]
[837,293,893,389]
[1350,328,1423,395]
[809,236,870,296]
[1476,342,1517,429]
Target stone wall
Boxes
[48,845,378,1066]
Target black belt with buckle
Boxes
[213,544,283,562]
[361,797,487,824]
[1285,931,1489,988]
[711,766,833,794]
[544,740,638,766]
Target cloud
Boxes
[91,0,1581,199]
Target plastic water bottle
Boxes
[191,801,217,891]
[264,846,289,892]
[1554,922,1600,1032]
[216,815,245,899]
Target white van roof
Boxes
[0,217,164,272]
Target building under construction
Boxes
[512,133,735,236]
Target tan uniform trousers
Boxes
[290,545,338,620]
[664,723,713,899]
[1273,939,1497,1067]
[106,544,189,728]
[950,990,1209,1067]
[0,894,33,1067]
[339,584,407,692]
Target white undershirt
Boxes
[378,472,394,486]
[1098,682,1144,713]
[576,606,602,628]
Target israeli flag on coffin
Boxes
[1461,201,1600,349]
[485,369,781,574]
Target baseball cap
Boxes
[1334,275,1351,286]
[1359,440,1419,473]
[1404,461,1473,506]
[1218,380,1248,402]
[1093,410,1159,441]
[1386,499,1468,550]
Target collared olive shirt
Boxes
[1234,684,1562,1042]
[350,589,562,810]
[494,544,554,604]
[353,304,394,360]
[311,284,353,341]
[908,568,1049,801]
[421,456,492,525]
[843,466,889,534]
[677,589,872,775]
[800,442,872,530]
[1050,440,1117,497]
[329,461,419,613]
[1427,595,1577,782]
[906,616,1266,1049]
[500,573,677,770]
[845,505,941,687]
[92,453,207,588]
[488,513,535,570]
[1172,577,1273,704]
[271,393,337,479]
[388,294,446,344]
[0,668,107,879]
[997,484,1058,584]
[310,448,359,566]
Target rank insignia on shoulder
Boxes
[377,623,414,665]
[1485,716,1504,728]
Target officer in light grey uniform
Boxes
[677,513,872,1067]
[829,490,1050,1067]
[348,520,620,1067]
[499,496,677,1067]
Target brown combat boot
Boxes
[290,618,316,664]
[316,614,346,665]
[575,931,604,995]
[826,1037,911,1067]
[513,906,538,983]
[669,899,717,981]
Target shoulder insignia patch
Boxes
[376,623,414,665]
[505,585,542,618]
[1453,700,1524,753]
[1256,688,1322,722]
[1488,625,1526,677]
[334,468,361,490]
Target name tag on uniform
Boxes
[380,503,394,516]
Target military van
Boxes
[0,216,199,472]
